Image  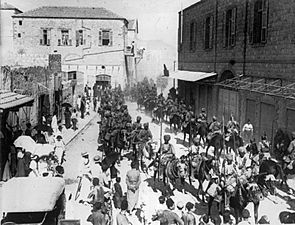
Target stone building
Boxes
[0,2,22,66]
[177,0,295,141]
[12,6,137,89]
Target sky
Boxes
[5,0,199,48]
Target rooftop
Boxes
[0,2,22,12]
[12,6,126,21]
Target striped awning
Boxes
[0,90,34,111]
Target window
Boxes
[252,0,268,44]
[189,21,197,51]
[68,72,77,80]
[99,30,113,46]
[40,29,50,46]
[19,21,22,26]
[204,15,213,49]
[18,33,21,38]
[224,8,237,47]
[76,30,84,46]
[58,30,72,46]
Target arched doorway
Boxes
[219,70,234,82]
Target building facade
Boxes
[0,2,22,66]
[12,6,137,89]
[178,0,295,141]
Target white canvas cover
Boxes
[34,144,55,156]
[2,177,65,212]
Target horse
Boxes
[259,159,288,188]
[140,141,157,173]
[152,107,163,123]
[207,182,263,224]
[169,113,182,131]
[196,122,208,147]
[273,128,292,160]
[192,157,215,202]
[206,133,224,158]
[163,157,189,194]
[137,97,144,111]
[225,131,244,154]
[182,120,197,144]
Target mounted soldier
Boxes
[283,131,295,170]
[258,134,271,161]
[188,136,202,181]
[226,115,239,136]
[197,108,207,124]
[159,135,175,179]
[236,146,252,183]
[221,153,237,210]
[207,116,222,141]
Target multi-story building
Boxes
[12,6,137,89]
[0,2,22,66]
[177,0,295,141]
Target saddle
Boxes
[160,153,175,167]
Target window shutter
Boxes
[40,39,43,45]
[231,7,237,46]
[58,39,61,46]
[69,39,72,46]
[47,29,51,46]
[40,29,43,45]
[194,22,197,51]
[248,2,254,44]
[261,0,269,43]
[203,18,206,49]
[98,30,102,46]
[76,30,79,47]
[223,11,227,47]
[109,30,113,46]
[83,29,87,45]
[209,16,214,49]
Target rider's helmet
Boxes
[212,116,217,121]
[143,122,149,129]
[193,136,200,145]
[201,108,206,113]
[136,116,142,122]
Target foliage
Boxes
[156,74,168,90]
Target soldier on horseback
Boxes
[283,131,295,170]
[221,153,237,210]
[258,134,271,161]
[207,116,222,141]
[159,135,175,179]
[198,108,207,123]
[188,136,202,181]
[236,147,252,182]
[226,115,239,134]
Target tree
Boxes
[156,74,168,90]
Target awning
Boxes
[0,90,34,111]
[169,70,217,82]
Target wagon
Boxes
[1,177,66,225]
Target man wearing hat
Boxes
[208,116,222,141]
[221,153,237,210]
[198,108,207,124]
[236,146,252,179]
[137,123,153,161]
[258,134,270,161]
[284,131,295,170]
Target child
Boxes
[113,177,123,209]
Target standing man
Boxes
[242,119,254,145]
[126,161,141,214]
[182,202,196,225]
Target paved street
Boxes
[63,101,295,225]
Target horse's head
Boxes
[264,174,277,195]
[247,183,264,203]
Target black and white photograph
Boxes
[0,0,295,224]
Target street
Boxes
[63,101,295,225]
